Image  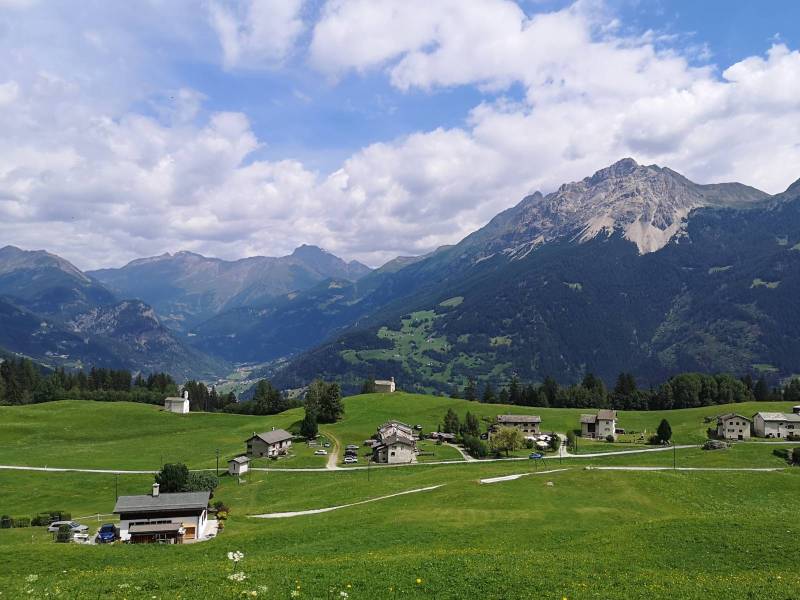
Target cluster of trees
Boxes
[452,372,800,411]
[300,380,344,439]
[182,380,237,412]
[0,357,180,405]
[155,463,219,496]
[223,380,295,415]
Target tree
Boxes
[155,463,189,493]
[541,376,559,406]
[784,378,800,403]
[754,376,770,402]
[186,472,219,496]
[464,411,480,437]
[508,376,521,405]
[498,387,510,404]
[0,374,5,404]
[464,378,477,401]
[490,426,524,457]
[481,383,496,404]
[656,419,672,444]
[300,407,318,439]
[462,434,488,458]
[442,408,460,434]
[306,380,344,423]
[566,430,577,450]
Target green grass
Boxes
[2,394,796,471]
[2,396,800,597]
[1,462,799,598]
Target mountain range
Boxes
[3,158,799,391]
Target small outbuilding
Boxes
[716,413,752,440]
[164,391,190,414]
[227,455,250,476]
[374,377,396,393]
[246,428,293,458]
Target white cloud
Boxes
[209,0,306,69]
[1,0,800,272]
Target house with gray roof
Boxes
[495,414,542,436]
[716,413,752,440]
[753,412,800,438]
[246,428,293,458]
[372,420,417,464]
[580,409,617,440]
[113,484,212,544]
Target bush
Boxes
[462,434,488,459]
[605,435,615,443]
[525,439,535,449]
[703,440,728,450]
[0,515,12,529]
[793,448,800,466]
[13,517,31,528]
[32,511,70,527]
[566,430,577,450]
[56,524,72,543]
[548,434,561,452]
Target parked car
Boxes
[323,442,331,447]
[96,523,117,543]
[345,444,359,450]
[314,449,327,456]
[48,521,88,534]
[528,453,544,460]
[344,456,358,464]
[414,424,422,430]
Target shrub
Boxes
[548,434,561,452]
[56,524,72,543]
[462,434,488,459]
[566,430,577,450]
[605,435,615,443]
[525,438,535,449]
[0,515,12,529]
[13,517,30,528]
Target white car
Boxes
[48,521,88,534]
[344,456,358,464]
[314,449,327,456]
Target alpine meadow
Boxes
[2,1,800,599]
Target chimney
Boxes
[183,390,189,400]
[152,483,160,497]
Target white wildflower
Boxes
[227,551,244,562]
[340,592,349,598]
[25,575,39,583]
[228,572,248,582]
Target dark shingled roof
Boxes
[113,491,210,514]
[250,429,293,445]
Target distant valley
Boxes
[2,159,799,392]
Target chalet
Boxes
[164,391,190,414]
[580,409,617,440]
[227,455,250,476]
[113,484,212,544]
[494,414,542,436]
[716,413,752,440]
[374,377,396,393]
[372,420,416,464]
[246,428,293,458]
[753,412,800,438]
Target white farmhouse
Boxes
[246,428,293,458]
[753,412,800,438]
[164,390,190,414]
[716,413,752,440]
[113,484,212,544]
[580,409,617,440]
[372,420,416,464]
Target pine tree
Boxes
[300,407,318,439]
[464,378,477,401]
[509,376,521,404]
[656,419,672,443]
[442,408,460,434]
[754,376,770,402]
[481,383,496,404]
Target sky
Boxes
[0,0,799,270]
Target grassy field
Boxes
[1,463,799,598]
[1,395,800,598]
[1,393,796,470]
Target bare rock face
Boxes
[463,158,769,261]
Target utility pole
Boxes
[673,442,676,471]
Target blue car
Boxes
[528,452,543,460]
[97,523,117,543]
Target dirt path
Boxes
[321,429,341,470]
[588,466,785,472]
[444,442,475,462]
[480,468,570,484]
[249,484,444,519]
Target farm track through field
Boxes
[249,484,445,519]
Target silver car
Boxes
[48,521,88,534]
